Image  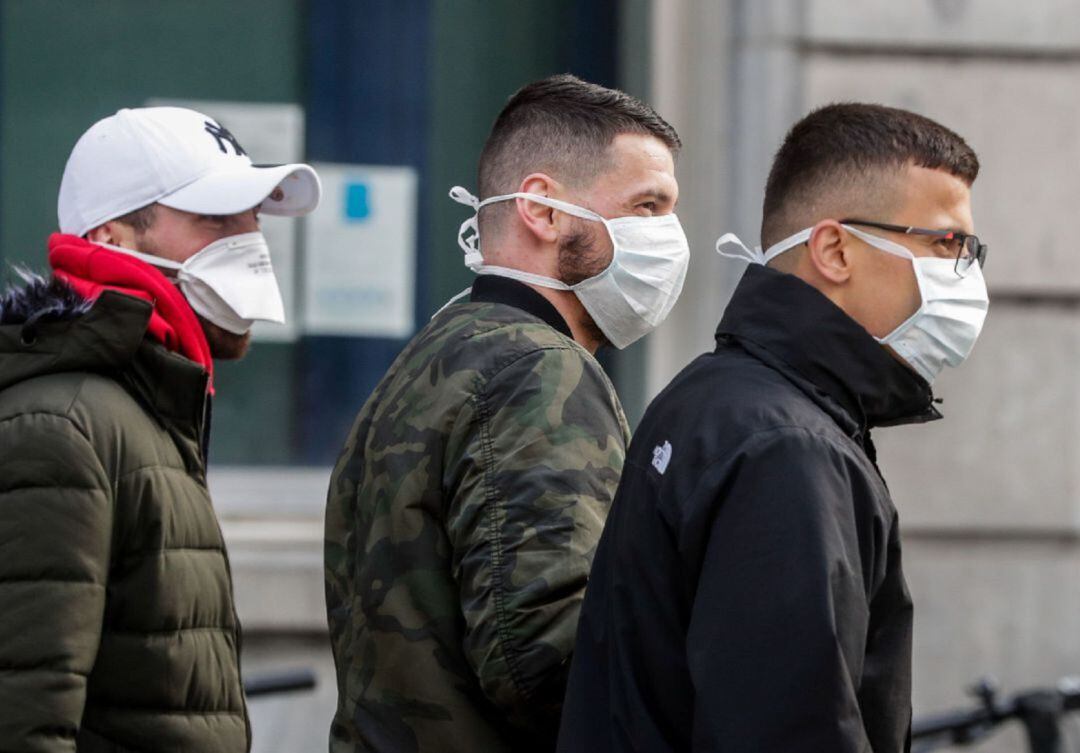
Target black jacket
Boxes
[557,265,940,753]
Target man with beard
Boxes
[0,106,320,751]
[324,74,689,752]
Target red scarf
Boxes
[48,233,214,384]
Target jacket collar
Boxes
[0,289,210,468]
[716,264,941,434]
[0,288,149,392]
[48,233,214,386]
[470,275,573,338]
[126,334,211,475]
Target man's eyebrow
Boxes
[628,189,675,205]
[909,224,968,237]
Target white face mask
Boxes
[102,232,285,335]
[717,224,990,384]
[449,186,690,349]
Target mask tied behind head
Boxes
[449,186,690,349]
[715,225,990,384]
[101,231,285,335]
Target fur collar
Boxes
[0,271,91,327]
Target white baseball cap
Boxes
[58,106,321,236]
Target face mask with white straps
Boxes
[716,224,989,384]
[447,186,690,349]
[99,232,285,335]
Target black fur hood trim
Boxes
[0,271,92,328]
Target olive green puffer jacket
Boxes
[0,284,249,752]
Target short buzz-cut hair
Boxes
[761,102,979,248]
[477,74,680,235]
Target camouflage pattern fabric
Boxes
[325,299,630,753]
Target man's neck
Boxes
[483,233,604,353]
[527,285,602,354]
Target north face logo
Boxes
[204,120,247,156]
[651,441,673,475]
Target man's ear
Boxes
[806,219,853,284]
[86,220,136,249]
[513,173,560,244]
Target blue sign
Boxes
[344,181,370,221]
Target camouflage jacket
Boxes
[325,276,630,753]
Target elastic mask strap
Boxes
[96,242,183,272]
[843,225,921,346]
[450,185,608,272]
[716,233,765,264]
[449,186,485,270]
[716,228,812,266]
[717,225,909,267]
[478,191,605,224]
[841,224,915,261]
[761,228,811,264]
[475,265,573,291]
[431,286,473,318]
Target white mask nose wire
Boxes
[449,186,484,270]
[716,233,765,264]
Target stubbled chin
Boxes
[196,315,252,360]
[211,333,252,360]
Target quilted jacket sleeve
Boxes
[446,344,628,743]
[0,411,112,752]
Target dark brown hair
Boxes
[761,102,979,246]
[477,74,680,233]
[111,203,157,234]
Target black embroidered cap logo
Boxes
[204,120,247,156]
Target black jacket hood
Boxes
[716,264,941,433]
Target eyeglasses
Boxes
[840,218,988,277]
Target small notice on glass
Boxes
[302,164,418,339]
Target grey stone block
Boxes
[223,519,327,631]
[210,467,331,631]
[209,466,331,517]
[905,536,1080,752]
[806,0,1080,50]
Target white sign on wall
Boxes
[302,163,418,339]
[147,98,305,343]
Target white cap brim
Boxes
[158,163,321,217]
